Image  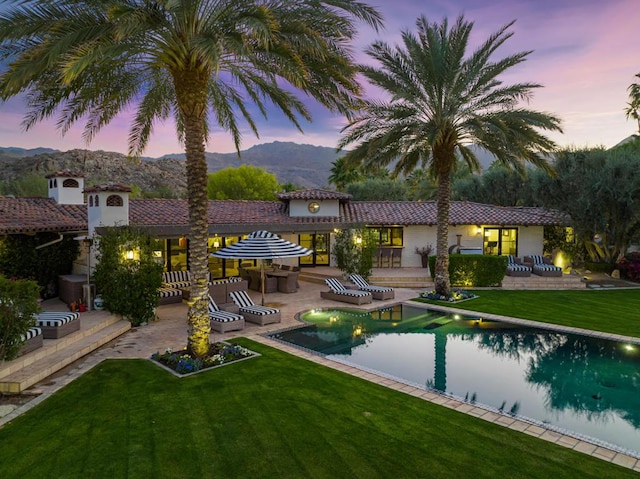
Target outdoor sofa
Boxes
[35,311,81,339]
[19,326,43,355]
[320,278,373,305]
[524,255,563,277]
[505,255,531,277]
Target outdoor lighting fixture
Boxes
[213,237,220,248]
[475,227,482,235]
[355,236,362,245]
[126,250,134,260]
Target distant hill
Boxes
[0,142,343,196]
[156,141,342,188]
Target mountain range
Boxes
[0,141,502,196]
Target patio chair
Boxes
[320,278,373,305]
[379,247,392,268]
[505,255,531,277]
[348,274,395,300]
[524,255,563,277]
[228,290,281,326]
[208,295,245,333]
[277,271,299,293]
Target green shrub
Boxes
[93,227,163,326]
[331,226,378,280]
[584,261,616,274]
[0,275,40,360]
[0,234,79,299]
[429,254,507,287]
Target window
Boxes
[368,226,403,246]
[106,195,123,207]
[62,179,79,188]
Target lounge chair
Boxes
[208,295,245,333]
[228,290,281,326]
[320,278,373,305]
[348,274,395,300]
[35,311,81,339]
[524,255,563,277]
[505,255,531,277]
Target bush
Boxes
[0,275,40,360]
[429,254,507,287]
[618,252,640,282]
[584,261,616,274]
[0,234,79,299]
[93,227,163,326]
[332,226,378,280]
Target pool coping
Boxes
[259,301,640,471]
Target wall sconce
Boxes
[475,227,482,236]
[126,250,134,260]
[213,237,220,248]
[178,236,187,248]
[355,236,362,245]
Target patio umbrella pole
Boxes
[261,259,266,306]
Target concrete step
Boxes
[0,315,130,393]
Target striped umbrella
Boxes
[211,231,312,304]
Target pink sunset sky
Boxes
[0,0,638,157]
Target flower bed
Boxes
[151,342,258,377]
[420,288,478,303]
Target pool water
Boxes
[270,304,640,456]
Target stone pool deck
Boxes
[1,277,639,472]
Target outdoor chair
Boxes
[248,269,277,293]
[505,255,531,277]
[278,271,299,293]
[208,295,245,333]
[35,311,81,339]
[228,290,281,326]
[348,274,395,300]
[379,248,392,268]
[391,249,402,267]
[320,278,373,305]
[524,255,563,277]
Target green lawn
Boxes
[416,289,640,338]
[0,339,637,478]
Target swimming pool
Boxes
[269,304,640,457]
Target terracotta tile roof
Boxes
[0,197,566,235]
[277,188,352,201]
[0,197,86,234]
[84,183,133,193]
[45,170,84,178]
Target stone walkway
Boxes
[1,279,639,472]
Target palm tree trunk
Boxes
[434,169,452,297]
[174,70,211,358]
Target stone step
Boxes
[0,318,130,393]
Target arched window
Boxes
[53,179,57,187]
[89,196,94,207]
[106,195,123,207]
[49,179,53,188]
[62,179,79,188]
[95,195,99,207]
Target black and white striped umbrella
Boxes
[211,230,312,260]
[211,231,312,304]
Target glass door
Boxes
[299,233,330,266]
[483,228,518,256]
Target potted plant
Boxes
[415,245,433,268]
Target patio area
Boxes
[1,270,639,471]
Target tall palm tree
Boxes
[626,73,640,134]
[0,0,382,357]
[338,15,562,297]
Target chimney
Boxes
[45,170,85,205]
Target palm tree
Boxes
[0,0,382,357]
[625,73,640,134]
[338,15,562,297]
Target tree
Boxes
[347,177,409,200]
[328,156,364,191]
[625,73,640,134]
[0,0,382,358]
[207,165,278,200]
[339,15,561,297]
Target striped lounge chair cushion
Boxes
[349,274,394,292]
[162,271,192,288]
[325,278,372,297]
[20,326,42,342]
[534,264,562,272]
[229,290,280,315]
[36,312,79,327]
[208,295,244,323]
[158,287,182,298]
[506,257,530,272]
[528,255,561,271]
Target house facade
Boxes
[0,171,568,279]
